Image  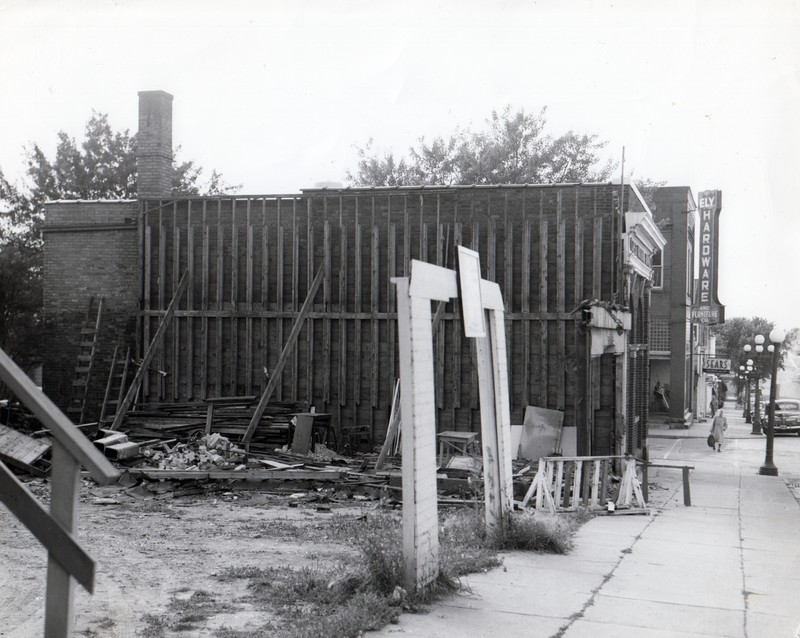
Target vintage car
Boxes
[763,398,800,435]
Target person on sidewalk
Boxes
[710,408,728,452]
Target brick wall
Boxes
[42,201,140,417]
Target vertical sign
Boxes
[691,190,725,324]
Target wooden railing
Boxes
[0,347,120,637]
[521,455,646,514]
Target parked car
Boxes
[763,398,800,435]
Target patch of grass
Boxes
[205,506,592,638]
[439,507,503,577]
[497,511,589,554]
[140,614,167,638]
[216,565,270,581]
[284,591,400,638]
[141,590,237,635]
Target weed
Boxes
[216,565,270,581]
[497,511,579,554]
[140,614,166,638]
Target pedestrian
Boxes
[719,380,728,405]
[710,394,718,417]
[710,408,727,452]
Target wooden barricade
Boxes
[0,347,120,636]
[522,455,646,514]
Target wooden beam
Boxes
[0,457,94,593]
[110,271,190,431]
[241,263,325,446]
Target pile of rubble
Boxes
[142,433,246,471]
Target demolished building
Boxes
[41,91,666,459]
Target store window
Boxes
[652,249,663,289]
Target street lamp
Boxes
[743,337,765,434]
[739,364,750,421]
[759,328,786,476]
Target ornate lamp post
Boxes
[743,336,765,434]
[740,364,750,421]
[759,328,786,476]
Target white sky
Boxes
[1,0,799,331]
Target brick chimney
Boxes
[137,90,173,199]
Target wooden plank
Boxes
[44,441,83,635]
[339,216,348,406]
[128,467,348,481]
[504,204,513,314]
[452,223,462,410]
[574,189,583,304]
[200,211,210,398]
[375,378,400,470]
[593,197,603,299]
[522,216,531,408]
[242,263,325,446]
[157,206,165,401]
[0,456,94,597]
[246,223,254,394]
[539,203,549,407]
[292,199,299,401]
[323,219,331,404]
[371,214,379,408]
[408,260,458,301]
[306,199,315,408]
[395,276,440,591]
[261,199,269,394]
[172,213,180,401]
[216,215,224,396]
[557,192,566,411]
[388,213,397,407]
[277,203,285,398]
[403,195,410,275]
[488,303,514,512]
[354,222,362,405]
[111,272,190,431]
[0,423,50,466]
[143,224,152,398]
[231,215,239,394]
[186,202,194,400]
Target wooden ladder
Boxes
[66,297,104,424]
[99,345,131,423]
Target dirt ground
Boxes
[0,475,379,637]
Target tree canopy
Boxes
[0,111,238,368]
[346,106,617,187]
[712,317,796,387]
[0,111,238,244]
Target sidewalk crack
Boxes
[549,510,662,638]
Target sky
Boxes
[1,0,799,332]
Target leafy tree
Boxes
[346,106,616,187]
[712,317,797,392]
[0,238,41,368]
[0,111,239,366]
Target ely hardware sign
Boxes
[691,190,726,325]
[703,357,731,373]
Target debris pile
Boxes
[143,433,246,471]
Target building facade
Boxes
[42,91,666,458]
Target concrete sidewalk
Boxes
[371,413,800,638]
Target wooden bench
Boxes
[642,462,694,506]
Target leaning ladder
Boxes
[66,297,104,424]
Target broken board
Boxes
[0,424,51,469]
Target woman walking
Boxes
[710,408,728,452]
